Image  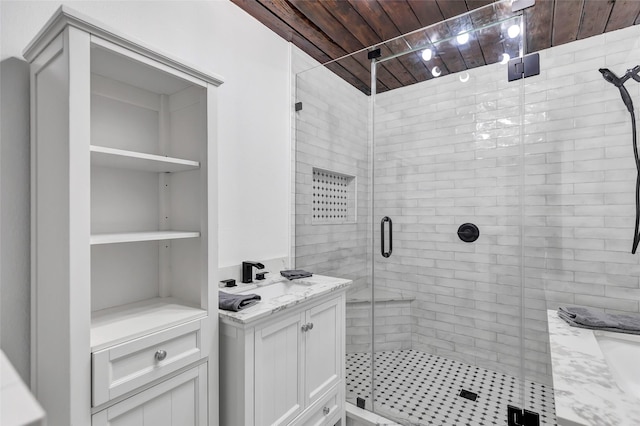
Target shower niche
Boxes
[312,167,356,225]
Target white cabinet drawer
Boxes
[92,318,208,406]
[291,384,341,426]
[92,363,207,426]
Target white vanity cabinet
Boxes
[25,7,223,426]
[220,292,346,426]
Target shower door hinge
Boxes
[508,53,540,82]
[508,405,540,426]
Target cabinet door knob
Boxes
[155,350,167,361]
[301,324,308,332]
[308,322,314,330]
[323,406,330,415]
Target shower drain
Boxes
[458,389,478,401]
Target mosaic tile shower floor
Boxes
[346,350,557,426]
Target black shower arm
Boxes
[599,66,640,87]
[624,65,640,84]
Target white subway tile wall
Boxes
[522,25,640,383]
[293,23,640,387]
[346,300,413,354]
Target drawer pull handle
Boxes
[155,350,167,361]
[323,406,330,415]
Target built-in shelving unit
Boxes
[88,39,209,333]
[26,6,223,425]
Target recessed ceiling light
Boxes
[500,53,510,64]
[459,72,470,83]
[508,24,520,39]
[457,32,469,45]
[431,66,442,77]
[421,48,432,61]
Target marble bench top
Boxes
[346,287,415,303]
[547,310,640,426]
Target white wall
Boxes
[0,0,291,381]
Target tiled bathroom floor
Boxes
[346,350,557,426]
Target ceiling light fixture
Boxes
[508,24,521,39]
[431,66,442,77]
[421,48,432,61]
[457,31,469,45]
[459,72,470,83]
[500,53,510,64]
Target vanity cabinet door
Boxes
[92,364,207,426]
[254,312,305,426]
[304,297,342,407]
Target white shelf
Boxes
[90,145,199,173]
[91,231,200,245]
[91,297,206,351]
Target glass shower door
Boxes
[369,4,540,425]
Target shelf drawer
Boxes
[291,384,342,426]
[92,317,208,407]
[92,363,207,426]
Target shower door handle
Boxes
[381,216,392,258]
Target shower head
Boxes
[600,66,640,85]
[600,68,622,87]
[600,68,635,113]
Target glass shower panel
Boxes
[293,50,374,406]
[371,11,530,425]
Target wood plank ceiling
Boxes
[232,0,640,94]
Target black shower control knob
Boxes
[457,223,479,243]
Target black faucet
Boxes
[242,261,265,283]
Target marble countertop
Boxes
[219,274,351,325]
[547,310,640,426]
